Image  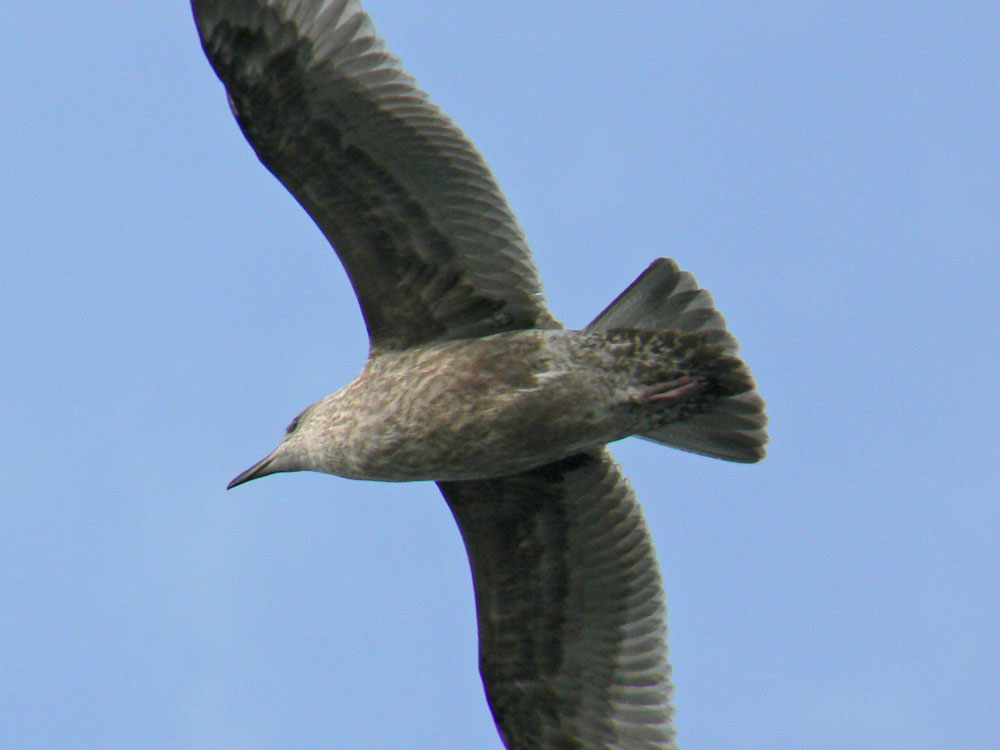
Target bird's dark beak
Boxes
[227,451,279,489]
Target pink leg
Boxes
[639,375,705,404]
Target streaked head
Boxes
[227,405,316,489]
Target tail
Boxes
[588,258,768,463]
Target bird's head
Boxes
[227,403,321,489]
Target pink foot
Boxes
[640,375,705,404]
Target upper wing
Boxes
[192,0,558,351]
[438,449,677,750]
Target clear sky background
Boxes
[3,2,998,748]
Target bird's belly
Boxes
[347,378,619,482]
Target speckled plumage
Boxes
[193,1,767,748]
[250,328,755,483]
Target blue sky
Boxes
[3,2,998,748]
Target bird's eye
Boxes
[285,416,300,434]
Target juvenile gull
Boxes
[192,1,768,748]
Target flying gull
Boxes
[191,1,768,748]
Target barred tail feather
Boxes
[588,258,768,463]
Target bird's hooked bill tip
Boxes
[226,454,276,490]
[226,473,249,490]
